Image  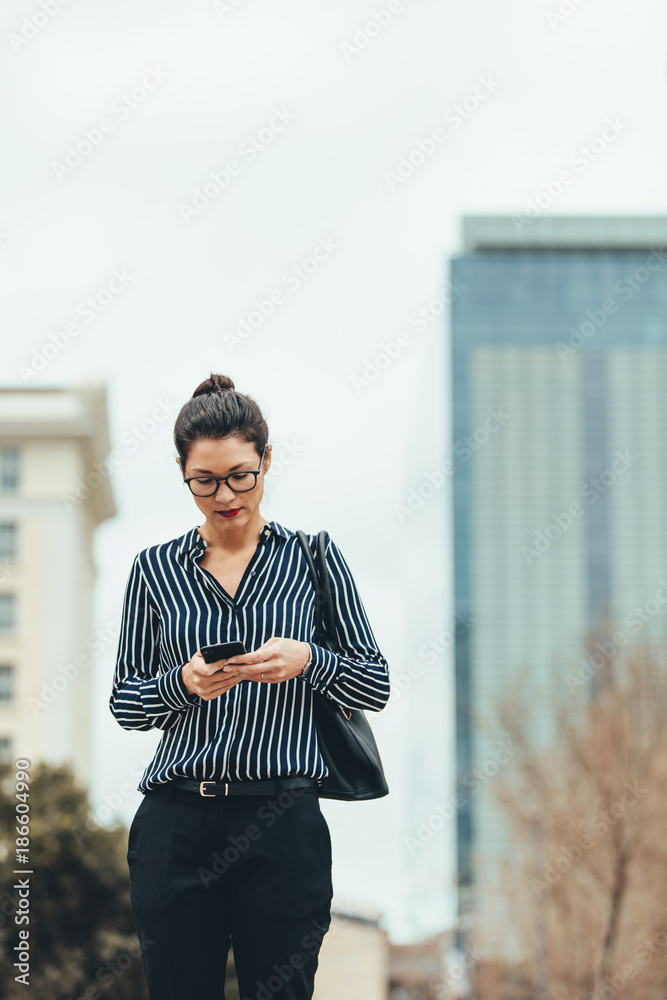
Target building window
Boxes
[0,449,19,493]
[0,595,15,634]
[0,666,13,703]
[0,524,17,564]
[0,738,11,764]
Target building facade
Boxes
[314,909,389,1000]
[0,383,115,785]
[451,215,667,935]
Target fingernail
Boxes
[223,666,232,672]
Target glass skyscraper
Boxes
[450,216,667,937]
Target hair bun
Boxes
[192,373,235,398]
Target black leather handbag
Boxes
[294,529,389,801]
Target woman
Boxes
[109,373,390,1000]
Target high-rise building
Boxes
[0,384,116,784]
[451,216,667,939]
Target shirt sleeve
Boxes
[109,553,200,732]
[304,536,390,712]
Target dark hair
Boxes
[173,373,269,474]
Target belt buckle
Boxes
[199,781,228,797]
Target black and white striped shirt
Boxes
[109,521,390,792]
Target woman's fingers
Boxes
[200,677,242,699]
[193,639,306,693]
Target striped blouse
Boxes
[109,521,390,792]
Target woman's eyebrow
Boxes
[191,462,247,473]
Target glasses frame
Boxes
[184,444,267,497]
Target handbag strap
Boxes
[315,529,336,644]
[294,529,334,646]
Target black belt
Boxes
[163,776,320,798]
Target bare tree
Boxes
[475,642,667,1000]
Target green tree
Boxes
[0,760,148,999]
[0,760,241,999]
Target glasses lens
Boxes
[189,478,217,496]
[227,472,257,492]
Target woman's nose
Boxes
[214,480,237,502]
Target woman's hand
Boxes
[181,639,311,700]
[222,638,311,685]
[181,650,248,700]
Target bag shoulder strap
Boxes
[315,530,336,644]
[294,529,334,645]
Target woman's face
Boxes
[179,436,271,531]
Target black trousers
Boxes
[126,781,334,1000]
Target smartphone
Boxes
[199,641,247,664]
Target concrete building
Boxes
[314,909,389,1000]
[388,928,455,999]
[0,383,116,784]
[451,215,667,942]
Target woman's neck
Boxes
[197,515,269,556]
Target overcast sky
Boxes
[2,0,666,944]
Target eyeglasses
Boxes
[184,444,267,497]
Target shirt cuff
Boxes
[150,664,200,712]
[303,641,339,694]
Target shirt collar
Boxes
[176,520,291,559]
